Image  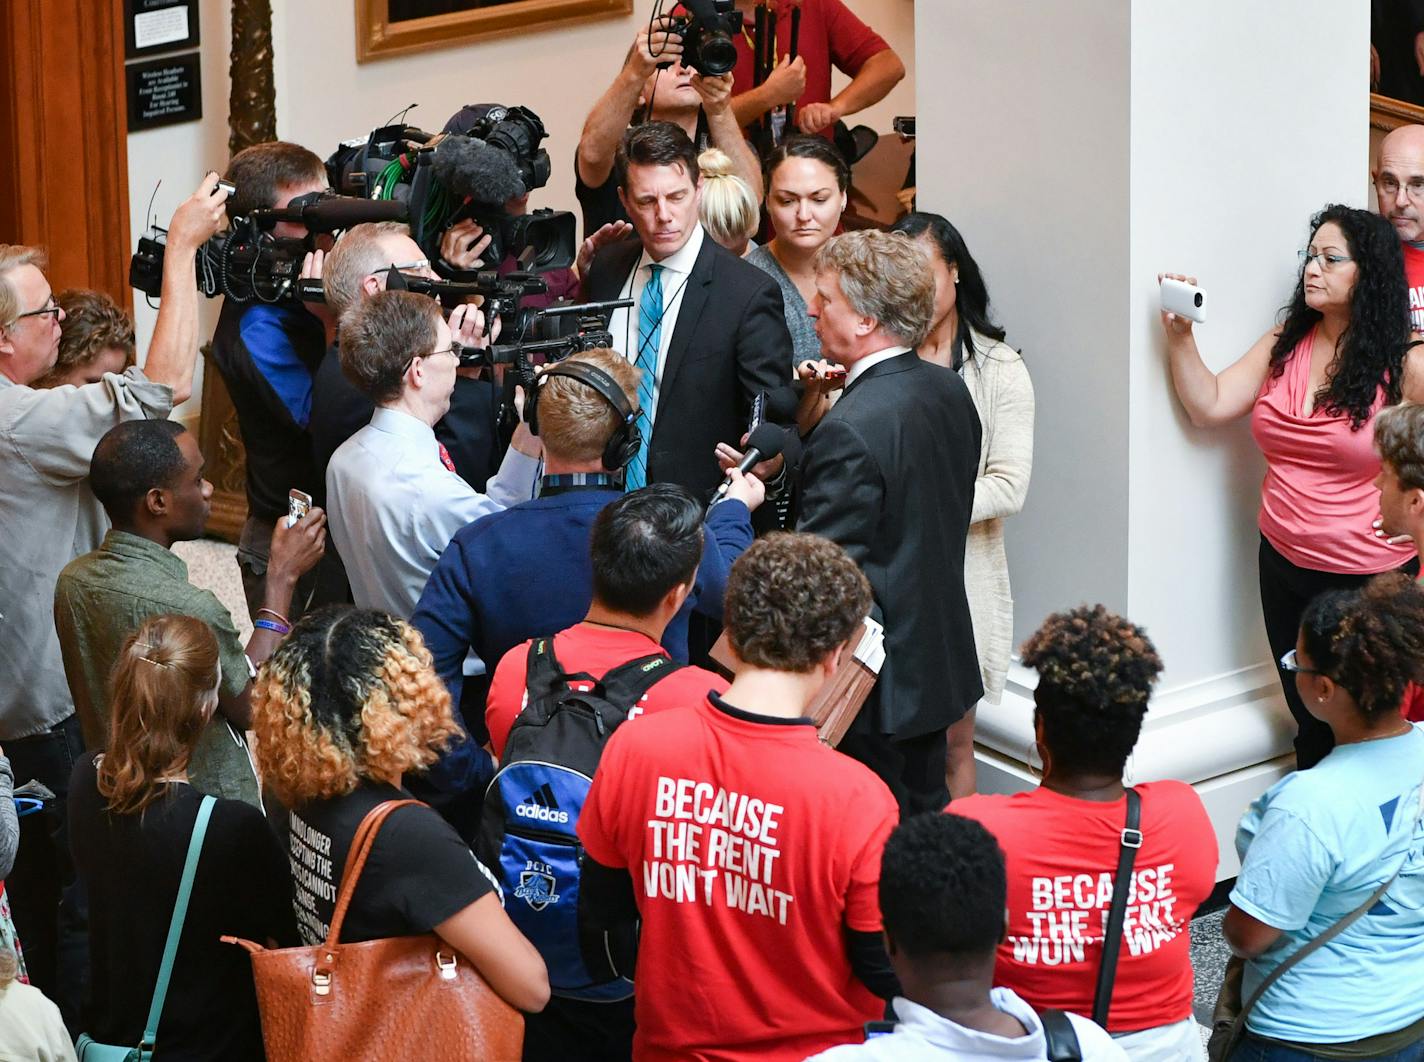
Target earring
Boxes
[1025,739,1041,781]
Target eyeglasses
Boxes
[401,344,464,375]
[1376,175,1424,202]
[388,260,430,273]
[1298,250,1353,271]
[1279,648,1326,677]
[13,295,61,323]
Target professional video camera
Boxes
[660,0,743,76]
[326,104,577,274]
[129,190,408,303]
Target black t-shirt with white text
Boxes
[285,781,498,945]
[69,753,295,1061]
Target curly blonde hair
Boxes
[252,607,460,807]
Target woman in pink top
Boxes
[1161,204,1424,767]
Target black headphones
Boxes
[526,360,643,472]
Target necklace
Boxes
[1339,724,1415,746]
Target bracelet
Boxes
[253,618,291,636]
[255,607,291,628]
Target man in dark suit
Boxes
[581,121,792,499]
[797,229,983,815]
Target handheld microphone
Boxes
[710,422,785,507]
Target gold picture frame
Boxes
[1372,92,1424,132]
[355,0,631,63]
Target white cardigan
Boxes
[957,331,1035,704]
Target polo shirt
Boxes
[53,529,259,806]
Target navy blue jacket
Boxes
[411,488,753,742]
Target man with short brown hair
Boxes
[412,345,761,745]
[33,290,135,388]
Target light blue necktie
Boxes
[626,263,663,491]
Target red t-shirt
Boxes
[578,693,898,1062]
[729,0,890,115]
[485,624,729,759]
[951,782,1217,1032]
[1404,242,1424,333]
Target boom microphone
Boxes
[250,194,408,233]
[710,422,786,507]
[432,134,527,206]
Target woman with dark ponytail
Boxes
[1224,573,1424,1057]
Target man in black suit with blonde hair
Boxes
[797,228,983,816]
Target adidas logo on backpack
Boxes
[478,637,682,1003]
[516,784,570,824]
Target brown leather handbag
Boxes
[223,799,524,1061]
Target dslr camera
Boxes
[665,0,743,76]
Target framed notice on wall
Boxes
[125,0,200,58]
[126,53,203,131]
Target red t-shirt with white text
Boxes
[1404,242,1424,333]
[729,0,890,116]
[579,694,899,1061]
[485,624,729,759]
[952,782,1217,1032]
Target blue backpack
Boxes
[476,636,681,1002]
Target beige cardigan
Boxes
[958,331,1035,704]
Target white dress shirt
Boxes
[607,224,705,424]
[326,407,540,617]
[845,344,911,388]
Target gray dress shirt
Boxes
[0,367,172,741]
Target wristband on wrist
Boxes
[255,607,291,628]
[253,618,291,636]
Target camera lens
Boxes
[1193,292,1203,307]
[697,33,738,76]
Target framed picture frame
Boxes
[355,0,631,62]
[1372,92,1424,133]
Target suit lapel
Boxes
[843,350,919,395]
[592,238,644,301]
[655,237,716,406]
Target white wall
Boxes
[1125,0,1369,689]
[274,0,915,219]
[125,0,232,422]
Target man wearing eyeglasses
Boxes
[210,140,338,623]
[0,174,228,1017]
[309,221,505,495]
[1373,123,1424,331]
[326,288,541,623]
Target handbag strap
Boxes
[1091,787,1141,1027]
[1226,777,1424,1044]
[140,794,215,1052]
[325,799,422,947]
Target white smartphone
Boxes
[1160,277,1207,323]
[287,488,312,529]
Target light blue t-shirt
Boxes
[1230,725,1424,1043]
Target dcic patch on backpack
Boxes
[476,637,682,1002]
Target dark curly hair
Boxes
[1299,572,1424,720]
[880,812,1006,957]
[1021,605,1163,776]
[1270,204,1411,430]
[724,532,871,674]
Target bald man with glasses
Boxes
[0,174,227,1015]
[1374,124,1424,331]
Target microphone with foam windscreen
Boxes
[710,421,786,508]
[431,134,528,205]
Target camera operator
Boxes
[309,221,506,494]
[0,174,228,1015]
[575,18,763,236]
[210,141,336,623]
[437,104,580,307]
[411,346,763,744]
[729,0,905,139]
[326,289,541,621]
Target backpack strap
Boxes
[1038,1009,1082,1062]
[597,653,686,711]
[525,637,597,702]
[140,794,216,1055]
[1091,786,1141,1027]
